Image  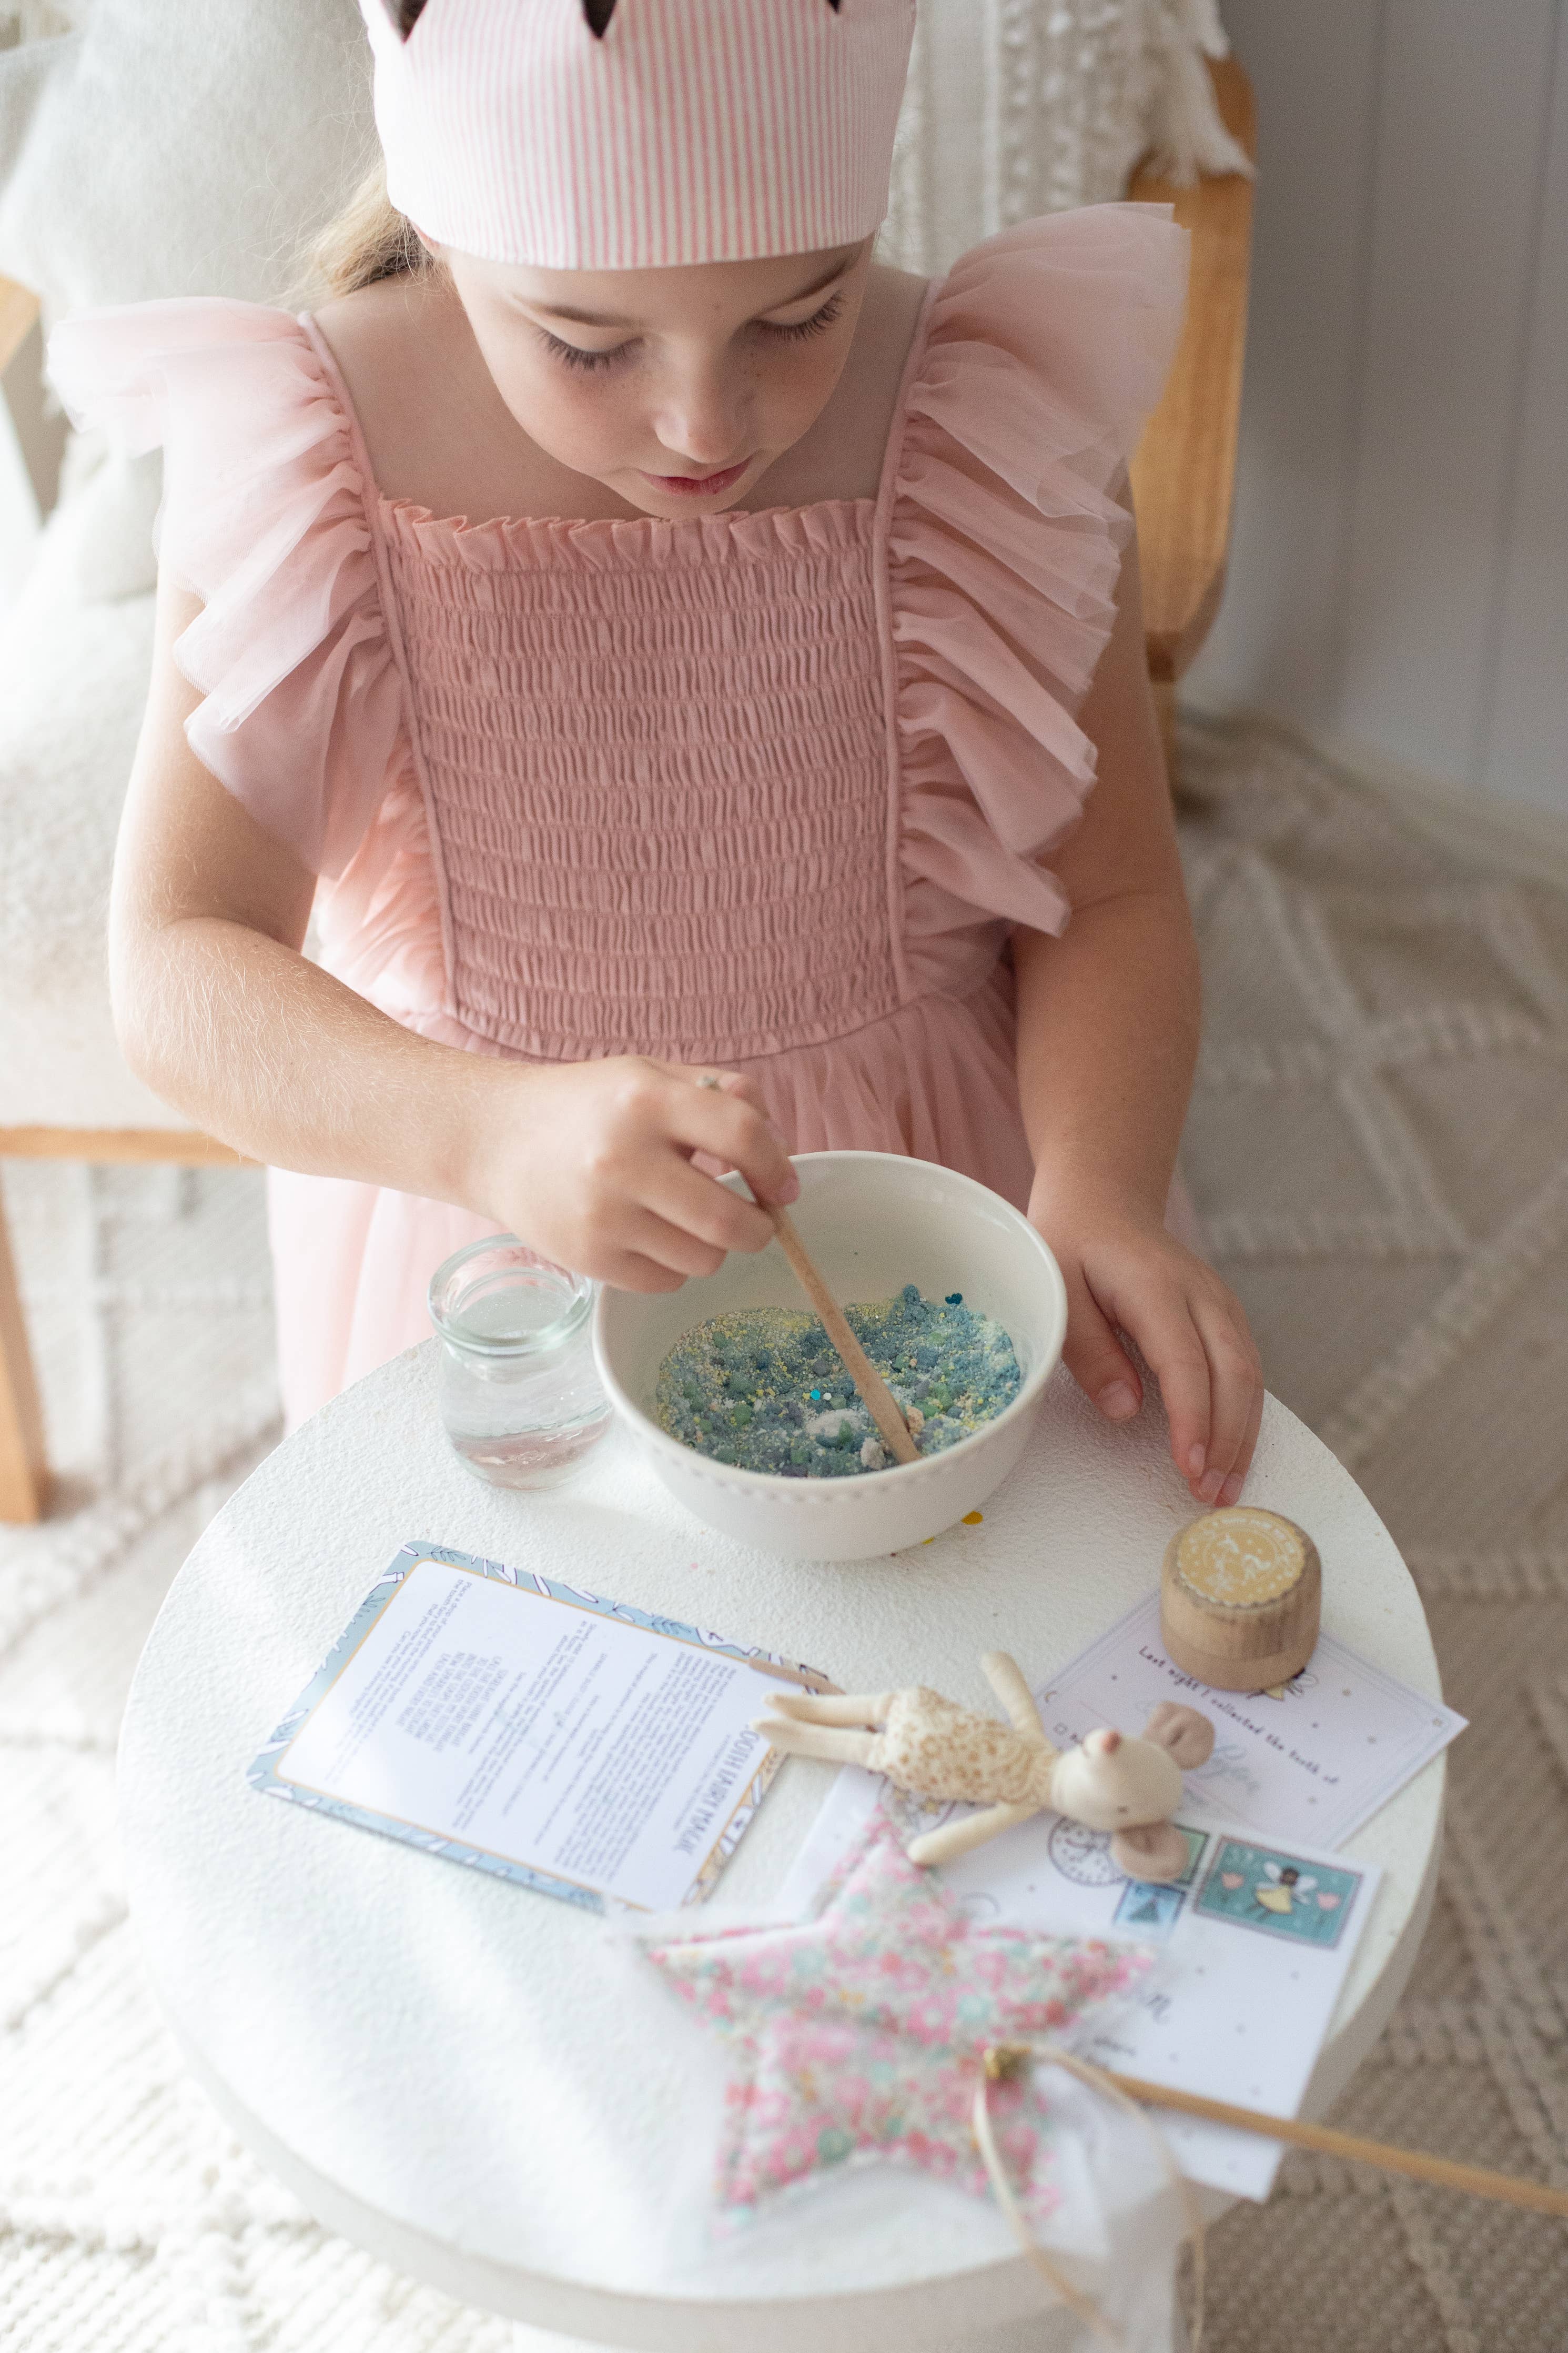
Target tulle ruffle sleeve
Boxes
[48,298,402,880]
[889,205,1188,989]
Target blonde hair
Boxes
[307,160,437,300]
[305,1,436,301]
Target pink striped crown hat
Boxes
[360,0,917,271]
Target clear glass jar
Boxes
[428,1237,612,1491]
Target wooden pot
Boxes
[1160,1506,1321,1691]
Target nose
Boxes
[651,355,749,471]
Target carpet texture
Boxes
[3,715,1566,2350]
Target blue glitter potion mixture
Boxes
[653,1284,1022,1476]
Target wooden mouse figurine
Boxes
[756,1652,1215,1881]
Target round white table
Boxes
[118,1345,1444,2353]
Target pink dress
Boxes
[53,207,1186,1429]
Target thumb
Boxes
[1061,1276,1143,1426]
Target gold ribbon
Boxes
[974,2043,1207,2353]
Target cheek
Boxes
[754,339,851,443]
[487,350,639,472]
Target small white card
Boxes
[249,1542,829,1913]
[777,1772,1382,2199]
[1038,1594,1464,1849]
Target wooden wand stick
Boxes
[1107,2070,1568,2219]
[763,1203,921,1466]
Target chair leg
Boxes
[0,1177,49,1521]
[0,1130,245,1523]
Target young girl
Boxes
[53,0,1262,1506]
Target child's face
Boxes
[440,238,874,516]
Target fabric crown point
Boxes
[357,0,917,270]
[377,0,849,34]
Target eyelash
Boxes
[763,290,846,344]
[540,333,628,374]
[538,290,847,374]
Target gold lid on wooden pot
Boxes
[1159,1506,1321,1692]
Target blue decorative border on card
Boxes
[246,1540,830,1913]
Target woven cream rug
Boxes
[3,715,1566,2351]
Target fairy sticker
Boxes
[1194,1837,1362,1948]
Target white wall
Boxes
[1189,0,1567,819]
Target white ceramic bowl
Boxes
[593,1151,1068,1562]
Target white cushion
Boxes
[0,0,375,603]
[0,1,372,1131]
[0,1,373,318]
[0,496,180,1128]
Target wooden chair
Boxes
[1128,56,1256,772]
[0,59,1254,1522]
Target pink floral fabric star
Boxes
[644,1818,1151,2222]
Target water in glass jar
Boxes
[447,1417,608,1488]
[433,1254,611,1491]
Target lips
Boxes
[643,459,751,497]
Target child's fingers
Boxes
[639,1157,781,1260]
[1216,1365,1266,1506]
[709,1068,770,1118]
[1191,1302,1263,1503]
[1111,1291,1214,1499]
[661,1071,798,1210]
[1060,1272,1145,1426]
[1065,1233,1263,1504]
[613,1205,731,1281]
[602,1252,691,1294]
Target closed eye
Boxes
[537,329,636,374]
[536,286,846,376]
[756,290,846,345]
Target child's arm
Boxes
[1012,521,1263,1509]
[109,576,797,1292]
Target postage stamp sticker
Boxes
[1168,1823,1210,1887]
[1114,1878,1185,1940]
[1195,1836,1362,1948]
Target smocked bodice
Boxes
[383,501,899,1062]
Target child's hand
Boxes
[1030,1196,1263,1508]
[473,1057,798,1292]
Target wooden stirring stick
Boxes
[762,1202,921,1466]
[1107,2071,1568,2219]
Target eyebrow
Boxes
[530,253,855,331]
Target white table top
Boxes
[118,1344,1444,2353]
